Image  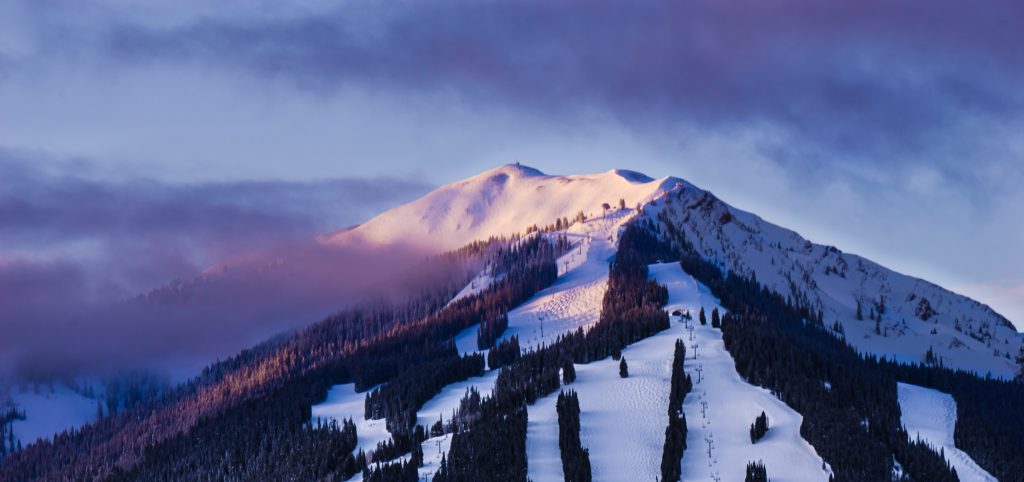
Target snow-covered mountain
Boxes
[306,164,1016,481]
[646,182,1021,379]
[319,163,676,252]
[325,163,1023,379]
[6,163,1017,481]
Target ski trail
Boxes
[897,383,997,482]
[503,211,627,352]
[650,263,830,482]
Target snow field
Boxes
[446,271,495,307]
[526,318,687,482]
[500,211,627,352]
[896,383,996,482]
[7,383,98,446]
[310,383,393,457]
[452,323,482,356]
[570,317,680,481]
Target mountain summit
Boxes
[320,164,685,251]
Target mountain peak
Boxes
[483,163,546,178]
[324,164,673,251]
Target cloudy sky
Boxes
[2,0,1022,376]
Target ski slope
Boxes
[522,263,830,482]
[311,375,499,482]
[500,210,628,352]
[413,211,629,480]
[414,370,500,430]
[897,383,996,482]
[310,383,392,457]
[656,263,831,482]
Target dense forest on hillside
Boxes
[120,236,559,482]
[0,236,556,481]
[436,223,672,481]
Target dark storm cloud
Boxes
[97,0,1024,168]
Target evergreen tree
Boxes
[487,335,521,370]
[699,307,707,325]
[711,307,721,328]
[749,411,769,443]
[619,358,629,378]
[562,360,577,385]
[745,461,768,482]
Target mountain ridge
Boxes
[112,163,1024,379]
[318,163,1021,379]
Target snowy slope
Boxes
[656,263,831,482]
[500,209,629,351]
[522,263,829,482]
[897,383,996,482]
[645,181,1022,379]
[310,383,392,457]
[6,384,97,446]
[320,164,675,252]
[320,163,1020,378]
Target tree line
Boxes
[660,339,691,482]
[557,389,592,482]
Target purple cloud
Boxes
[0,150,436,380]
